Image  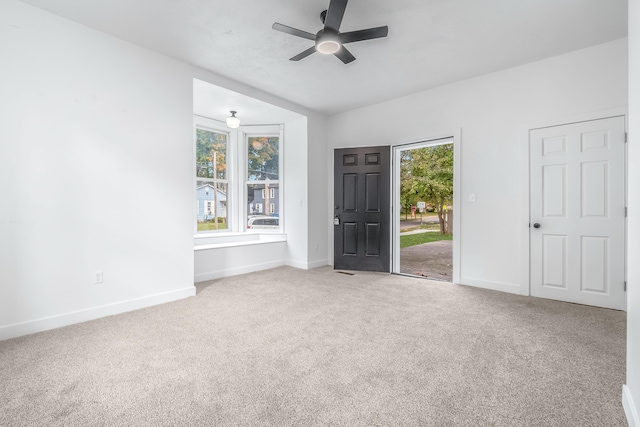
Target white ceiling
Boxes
[19,0,628,116]
[193,79,305,126]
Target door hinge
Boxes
[625,132,628,143]
[625,207,628,217]
[624,281,627,292]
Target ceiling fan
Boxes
[272,0,388,64]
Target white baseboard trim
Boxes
[194,259,287,283]
[624,385,639,427]
[195,259,328,282]
[285,259,329,270]
[458,276,525,295]
[0,286,196,342]
[286,259,309,269]
[307,259,329,269]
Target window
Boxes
[196,126,228,232]
[246,135,279,227]
[194,117,282,235]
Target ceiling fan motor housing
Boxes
[272,0,388,64]
[316,29,341,54]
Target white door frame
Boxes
[520,108,628,304]
[391,129,461,283]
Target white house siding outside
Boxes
[196,184,227,221]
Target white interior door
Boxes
[530,116,626,310]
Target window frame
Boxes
[194,119,283,236]
[194,117,233,234]
[242,125,283,233]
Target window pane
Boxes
[247,137,279,181]
[247,182,279,226]
[196,129,227,180]
[196,180,228,231]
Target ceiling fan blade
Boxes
[340,26,388,44]
[334,46,355,64]
[272,23,316,41]
[290,46,317,61]
[324,0,348,32]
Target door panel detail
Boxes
[543,165,566,217]
[343,154,357,166]
[365,173,380,212]
[542,136,567,156]
[581,236,608,293]
[365,153,380,165]
[581,131,608,152]
[543,235,567,289]
[343,174,358,212]
[343,223,358,255]
[581,161,608,218]
[365,223,381,256]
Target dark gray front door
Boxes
[334,146,390,272]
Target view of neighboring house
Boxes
[248,184,279,216]
[196,183,227,221]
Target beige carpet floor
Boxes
[0,266,627,426]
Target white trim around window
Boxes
[194,116,233,234]
[193,119,285,243]
[242,125,284,233]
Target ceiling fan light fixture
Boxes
[316,31,341,54]
[272,0,389,64]
[226,111,240,129]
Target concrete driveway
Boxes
[400,239,453,281]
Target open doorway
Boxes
[394,139,455,281]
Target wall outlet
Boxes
[94,271,103,284]
[469,193,477,203]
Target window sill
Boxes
[193,232,287,251]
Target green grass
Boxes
[197,222,228,231]
[400,232,452,248]
[401,223,440,232]
[400,212,439,219]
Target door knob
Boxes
[533,223,541,229]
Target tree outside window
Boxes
[400,144,453,234]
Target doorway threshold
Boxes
[393,272,451,283]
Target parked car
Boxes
[247,216,279,230]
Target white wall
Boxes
[284,117,309,268]
[194,241,288,282]
[327,38,628,295]
[307,114,329,267]
[624,1,640,425]
[0,0,328,340]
